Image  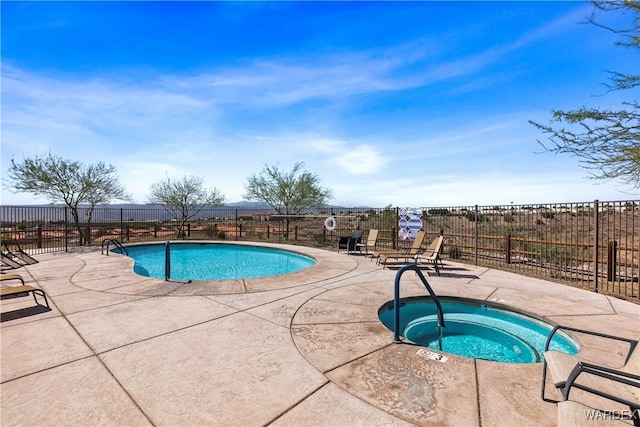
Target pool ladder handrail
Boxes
[101,238,128,256]
[393,264,445,343]
[164,240,171,281]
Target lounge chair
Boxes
[375,231,427,267]
[413,235,445,275]
[1,252,24,270]
[3,240,38,265]
[0,273,25,286]
[337,230,364,254]
[0,273,49,308]
[355,229,378,256]
[541,325,640,417]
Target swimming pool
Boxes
[378,297,579,363]
[120,243,316,281]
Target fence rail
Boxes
[1,199,638,300]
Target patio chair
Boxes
[337,230,364,254]
[375,231,427,267]
[413,235,445,275]
[0,273,49,308]
[1,252,24,270]
[0,273,25,286]
[355,229,378,256]
[3,240,38,265]
[541,325,640,417]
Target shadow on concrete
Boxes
[1,305,52,322]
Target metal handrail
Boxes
[393,264,445,343]
[101,238,128,256]
[164,240,171,281]
[162,241,191,284]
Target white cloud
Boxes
[328,171,633,208]
[296,137,387,175]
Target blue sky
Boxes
[1,1,637,207]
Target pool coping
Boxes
[87,240,359,295]
[377,295,581,364]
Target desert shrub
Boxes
[466,212,487,222]
[312,233,325,244]
[94,226,112,239]
[539,245,573,267]
[427,208,450,216]
[204,225,217,238]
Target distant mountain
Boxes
[224,201,372,210]
[0,200,371,209]
[224,201,273,209]
[0,201,373,222]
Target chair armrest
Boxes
[544,325,638,363]
[563,362,640,409]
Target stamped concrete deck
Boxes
[1,242,638,426]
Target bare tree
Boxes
[530,1,640,190]
[244,162,333,237]
[147,176,225,238]
[6,152,131,245]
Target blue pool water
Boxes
[120,243,316,281]
[378,297,579,363]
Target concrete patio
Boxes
[1,242,638,426]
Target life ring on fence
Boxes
[324,216,337,231]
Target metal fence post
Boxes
[505,234,511,264]
[594,199,599,293]
[394,207,399,250]
[607,240,617,282]
[392,227,397,250]
[64,206,69,252]
[37,224,43,249]
[474,204,479,265]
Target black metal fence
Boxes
[1,200,638,300]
